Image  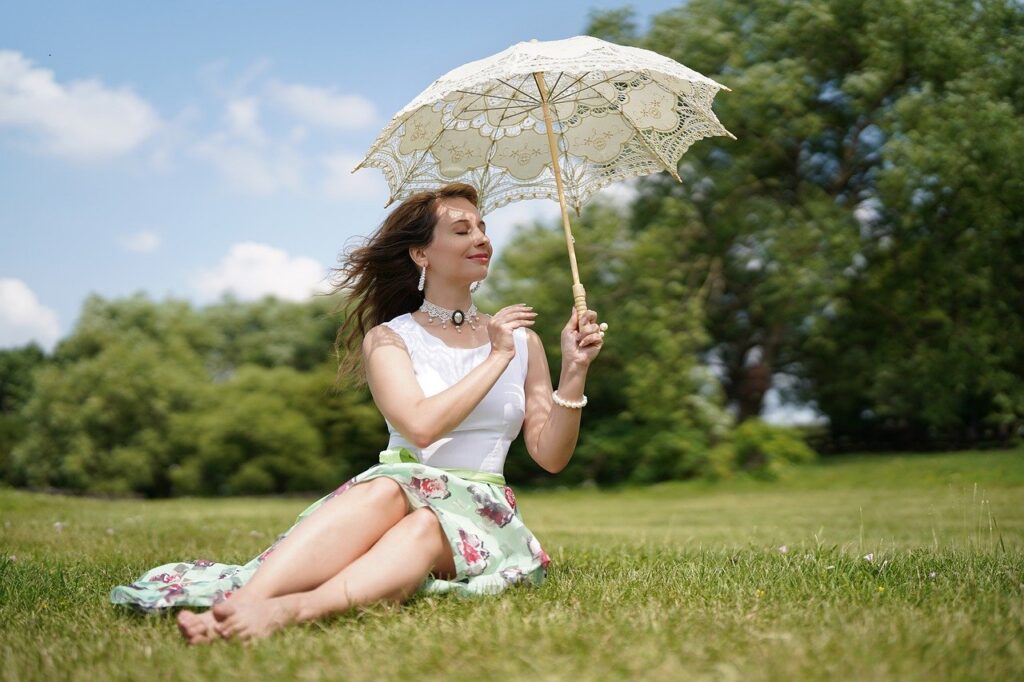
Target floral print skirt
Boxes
[109,455,550,613]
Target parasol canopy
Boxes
[353,35,735,316]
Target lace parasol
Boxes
[353,35,735,315]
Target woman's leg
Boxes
[177,477,410,644]
[210,507,457,642]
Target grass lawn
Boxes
[1,447,1022,681]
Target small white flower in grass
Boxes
[826,565,836,569]
[777,545,788,554]
[863,552,873,562]
[928,571,937,579]
[7,555,16,562]
[53,521,65,533]
[105,528,115,535]
[249,530,264,538]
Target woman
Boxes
[109,182,606,643]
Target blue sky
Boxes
[0,1,821,424]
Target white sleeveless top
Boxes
[380,312,529,474]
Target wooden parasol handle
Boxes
[532,71,588,323]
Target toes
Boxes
[177,611,198,638]
[186,631,211,646]
[212,602,235,621]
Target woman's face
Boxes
[412,196,492,284]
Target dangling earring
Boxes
[417,264,427,292]
[469,280,481,293]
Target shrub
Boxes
[704,418,818,481]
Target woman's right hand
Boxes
[488,304,537,355]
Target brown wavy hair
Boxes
[324,182,480,388]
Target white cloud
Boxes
[224,97,265,145]
[266,80,376,129]
[191,140,303,195]
[0,49,161,161]
[189,94,305,195]
[191,242,330,303]
[146,103,202,172]
[120,230,161,253]
[323,152,388,202]
[0,278,61,350]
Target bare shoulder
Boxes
[362,322,408,357]
[523,327,544,346]
[523,327,548,364]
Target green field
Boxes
[2,448,1022,681]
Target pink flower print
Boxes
[500,567,526,585]
[468,484,513,527]
[527,535,551,568]
[157,583,185,597]
[410,474,451,500]
[456,528,490,576]
[152,572,179,584]
[503,486,517,510]
[190,559,215,568]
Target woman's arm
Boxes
[522,307,604,474]
[363,324,515,448]
[521,328,586,473]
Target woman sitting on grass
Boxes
[109,182,606,643]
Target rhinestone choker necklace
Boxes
[418,298,481,332]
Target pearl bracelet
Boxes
[552,389,587,409]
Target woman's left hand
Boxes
[561,307,605,369]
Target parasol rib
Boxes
[587,81,684,183]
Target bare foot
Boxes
[176,609,223,645]
[211,595,303,642]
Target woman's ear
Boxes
[408,246,425,268]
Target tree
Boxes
[11,332,207,495]
[0,343,47,482]
[589,0,1024,448]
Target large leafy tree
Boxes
[589,0,1024,447]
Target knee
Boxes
[354,477,408,514]
[401,507,443,540]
